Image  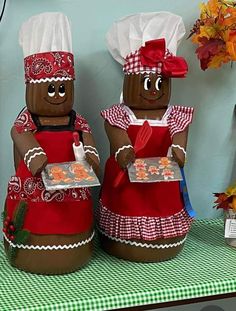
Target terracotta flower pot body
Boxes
[4,231,93,275]
[3,79,95,274]
[99,234,186,263]
[98,71,193,263]
[26,80,74,117]
[123,73,171,110]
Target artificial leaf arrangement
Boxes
[189,0,236,70]
[214,183,236,211]
[2,201,29,262]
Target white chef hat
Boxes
[106,12,188,77]
[19,12,75,83]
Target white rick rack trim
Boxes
[84,149,100,162]
[3,231,95,250]
[26,151,46,169]
[24,147,43,164]
[84,145,98,152]
[98,229,187,249]
[115,144,133,161]
[171,144,186,156]
[29,77,73,84]
[124,71,156,75]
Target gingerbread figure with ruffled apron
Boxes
[98,12,195,262]
[3,12,99,274]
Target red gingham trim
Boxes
[24,51,75,83]
[123,50,161,74]
[101,104,131,130]
[97,201,193,240]
[101,104,193,137]
[167,106,194,138]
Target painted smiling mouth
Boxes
[141,93,164,102]
[44,97,67,105]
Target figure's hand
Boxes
[85,153,99,177]
[11,126,48,175]
[82,132,100,177]
[172,129,188,168]
[28,153,48,176]
[116,147,135,169]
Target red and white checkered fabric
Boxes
[97,201,193,240]
[167,106,194,138]
[123,39,188,77]
[101,104,131,130]
[101,104,194,138]
[123,49,162,74]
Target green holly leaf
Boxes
[14,201,28,231]
[1,209,6,222]
[14,230,30,245]
[7,230,30,264]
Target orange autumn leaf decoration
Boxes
[189,0,236,70]
[213,183,236,210]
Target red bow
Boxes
[140,39,188,78]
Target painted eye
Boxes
[143,77,151,90]
[155,77,163,91]
[59,84,65,97]
[48,84,55,97]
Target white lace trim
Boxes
[29,77,73,84]
[3,231,94,250]
[99,229,187,249]
[123,104,171,126]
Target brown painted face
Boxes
[123,73,170,110]
[26,80,74,116]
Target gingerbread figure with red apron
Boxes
[98,12,195,262]
[3,12,99,274]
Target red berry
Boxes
[9,225,15,231]
[9,235,14,241]
[4,221,9,227]
[6,216,10,221]
[2,228,6,233]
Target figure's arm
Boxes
[171,128,188,167]
[104,121,135,169]
[11,126,48,176]
[13,143,21,171]
[82,131,100,176]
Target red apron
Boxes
[6,130,93,235]
[101,124,184,218]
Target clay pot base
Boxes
[99,233,186,263]
[4,229,94,275]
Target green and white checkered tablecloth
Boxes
[0,219,236,311]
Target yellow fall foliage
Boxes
[191,0,236,69]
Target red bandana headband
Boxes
[24,51,75,83]
[123,38,188,78]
